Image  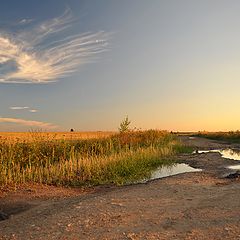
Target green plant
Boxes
[118,116,131,133]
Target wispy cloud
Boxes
[29,109,38,113]
[0,117,57,129]
[0,9,110,83]
[18,18,34,25]
[10,106,29,110]
[10,106,39,113]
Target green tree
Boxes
[118,116,131,133]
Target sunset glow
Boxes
[1,1,240,132]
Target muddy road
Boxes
[0,137,240,240]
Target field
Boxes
[0,131,114,143]
[1,135,240,239]
[0,130,190,187]
[194,131,240,143]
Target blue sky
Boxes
[1,0,240,132]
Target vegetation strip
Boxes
[0,130,190,186]
[194,131,240,143]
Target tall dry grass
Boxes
[0,130,187,186]
[0,131,114,143]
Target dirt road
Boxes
[0,137,240,240]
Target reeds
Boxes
[0,130,187,186]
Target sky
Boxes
[1,0,240,132]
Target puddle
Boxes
[193,148,240,172]
[189,137,196,140]
[194,148,240,161]
[227,165,240,170]
[147,163,202,181]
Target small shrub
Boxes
[118,116,131,133]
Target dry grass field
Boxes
[0,130,188,186]
[0,131,115,143]
[194,131,240,143]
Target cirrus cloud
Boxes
[0,117,58,129]
[10,106,29,110]
[18,18,34,25]
[10,106,38,112]
[29,109,38,113]
[0,9,110,84]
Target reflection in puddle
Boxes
[195,149,240,161]
[189,137,196,140]
[193,148,240,171]
[227,165,240,170]
[147,163,202,181]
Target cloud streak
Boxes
[0,9,109,83]
[10,106,38,112]
[0,117,57,129]
[18,18,34,25]
[29,109,38,113]
[10,106,29,110]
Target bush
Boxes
[118,116,131,133]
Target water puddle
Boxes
[194,148,240,161]
[193,148,240,172]
[227,165,240,170]
[146,163,202,182]
[188,137,196,140]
